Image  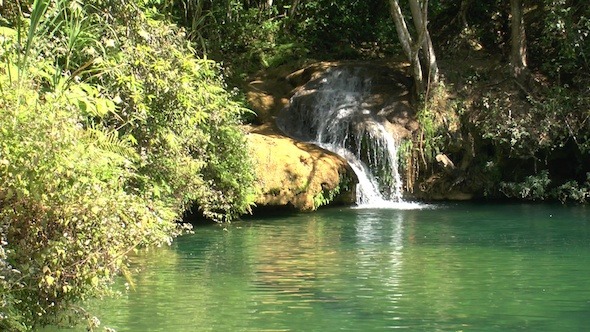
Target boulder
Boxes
[248,124,356,211]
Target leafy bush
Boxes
[536,0,590,80]
[0,0,256,329]
[0,67,182,329]
[553,173,590,203]
[90,10,255,221]
[499,171,590,203]
[500,170,552,200]
[294,0,388,50]
[476,85,588,158]
[312,175,353,209]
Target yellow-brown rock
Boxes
[248,124,355,211]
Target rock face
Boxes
[276,62,418,140]
[245,61,417,211]
[248,124,355,211]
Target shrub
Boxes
[499,170,552,200]
[553,173,590,203]
[0,67,182,329]
[0,0,256,329]
[92,11,256,221]
[476,84,589,158]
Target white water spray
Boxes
[277,67,413,207]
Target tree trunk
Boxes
[408,0,439,86]
[510,0,527,79]
[388,0,424,94]
[289,0,301,18]
[388,0,413,59]
[459,0,470,28]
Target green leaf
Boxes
[0,26,17,38]
[44,275,55,286]
[90,276,99,287]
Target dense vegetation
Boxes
[1,0,589,330]
[0,0,255,330]
[176,0,590,202]
[408,0,590,202]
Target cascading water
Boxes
[277,67,407,207]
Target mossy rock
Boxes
[248,124,356,211]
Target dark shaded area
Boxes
[244,204,302,219]
[182,206,217,225]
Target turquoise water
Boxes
[51,203,590,331]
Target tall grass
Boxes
[17,0,50,79]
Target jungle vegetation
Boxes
[1,0,589,330]
[180,0,589,202]
[0,0,255,330]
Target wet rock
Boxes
[248,124,356,211]
[245,61,418,210]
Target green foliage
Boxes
[0,0,256,330]
[478,93,535,156]
[501,171,590,203]
[554,173,590,203]
[294,0,395,54]
[0,233,27,332]
[500,170,552,200]
[537,0,590,79]
[477,85,589,158]
[313,175,352,209]
[162,0,397,71]
[397,138,414,172]
[202,1,308,70]
[415,84,460,165]
[313,189,336,209]
[416,105,440,163]
[89,10,256,221]
[0,67,180,329]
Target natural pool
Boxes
[50,203,590,331]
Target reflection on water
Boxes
[46,203,590,331]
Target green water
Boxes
[54,203,590,331]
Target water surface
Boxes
[53,203,590,331]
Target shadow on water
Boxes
[182,203,305,225]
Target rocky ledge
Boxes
[246,61,419,211]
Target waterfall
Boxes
[277,67,407,207]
